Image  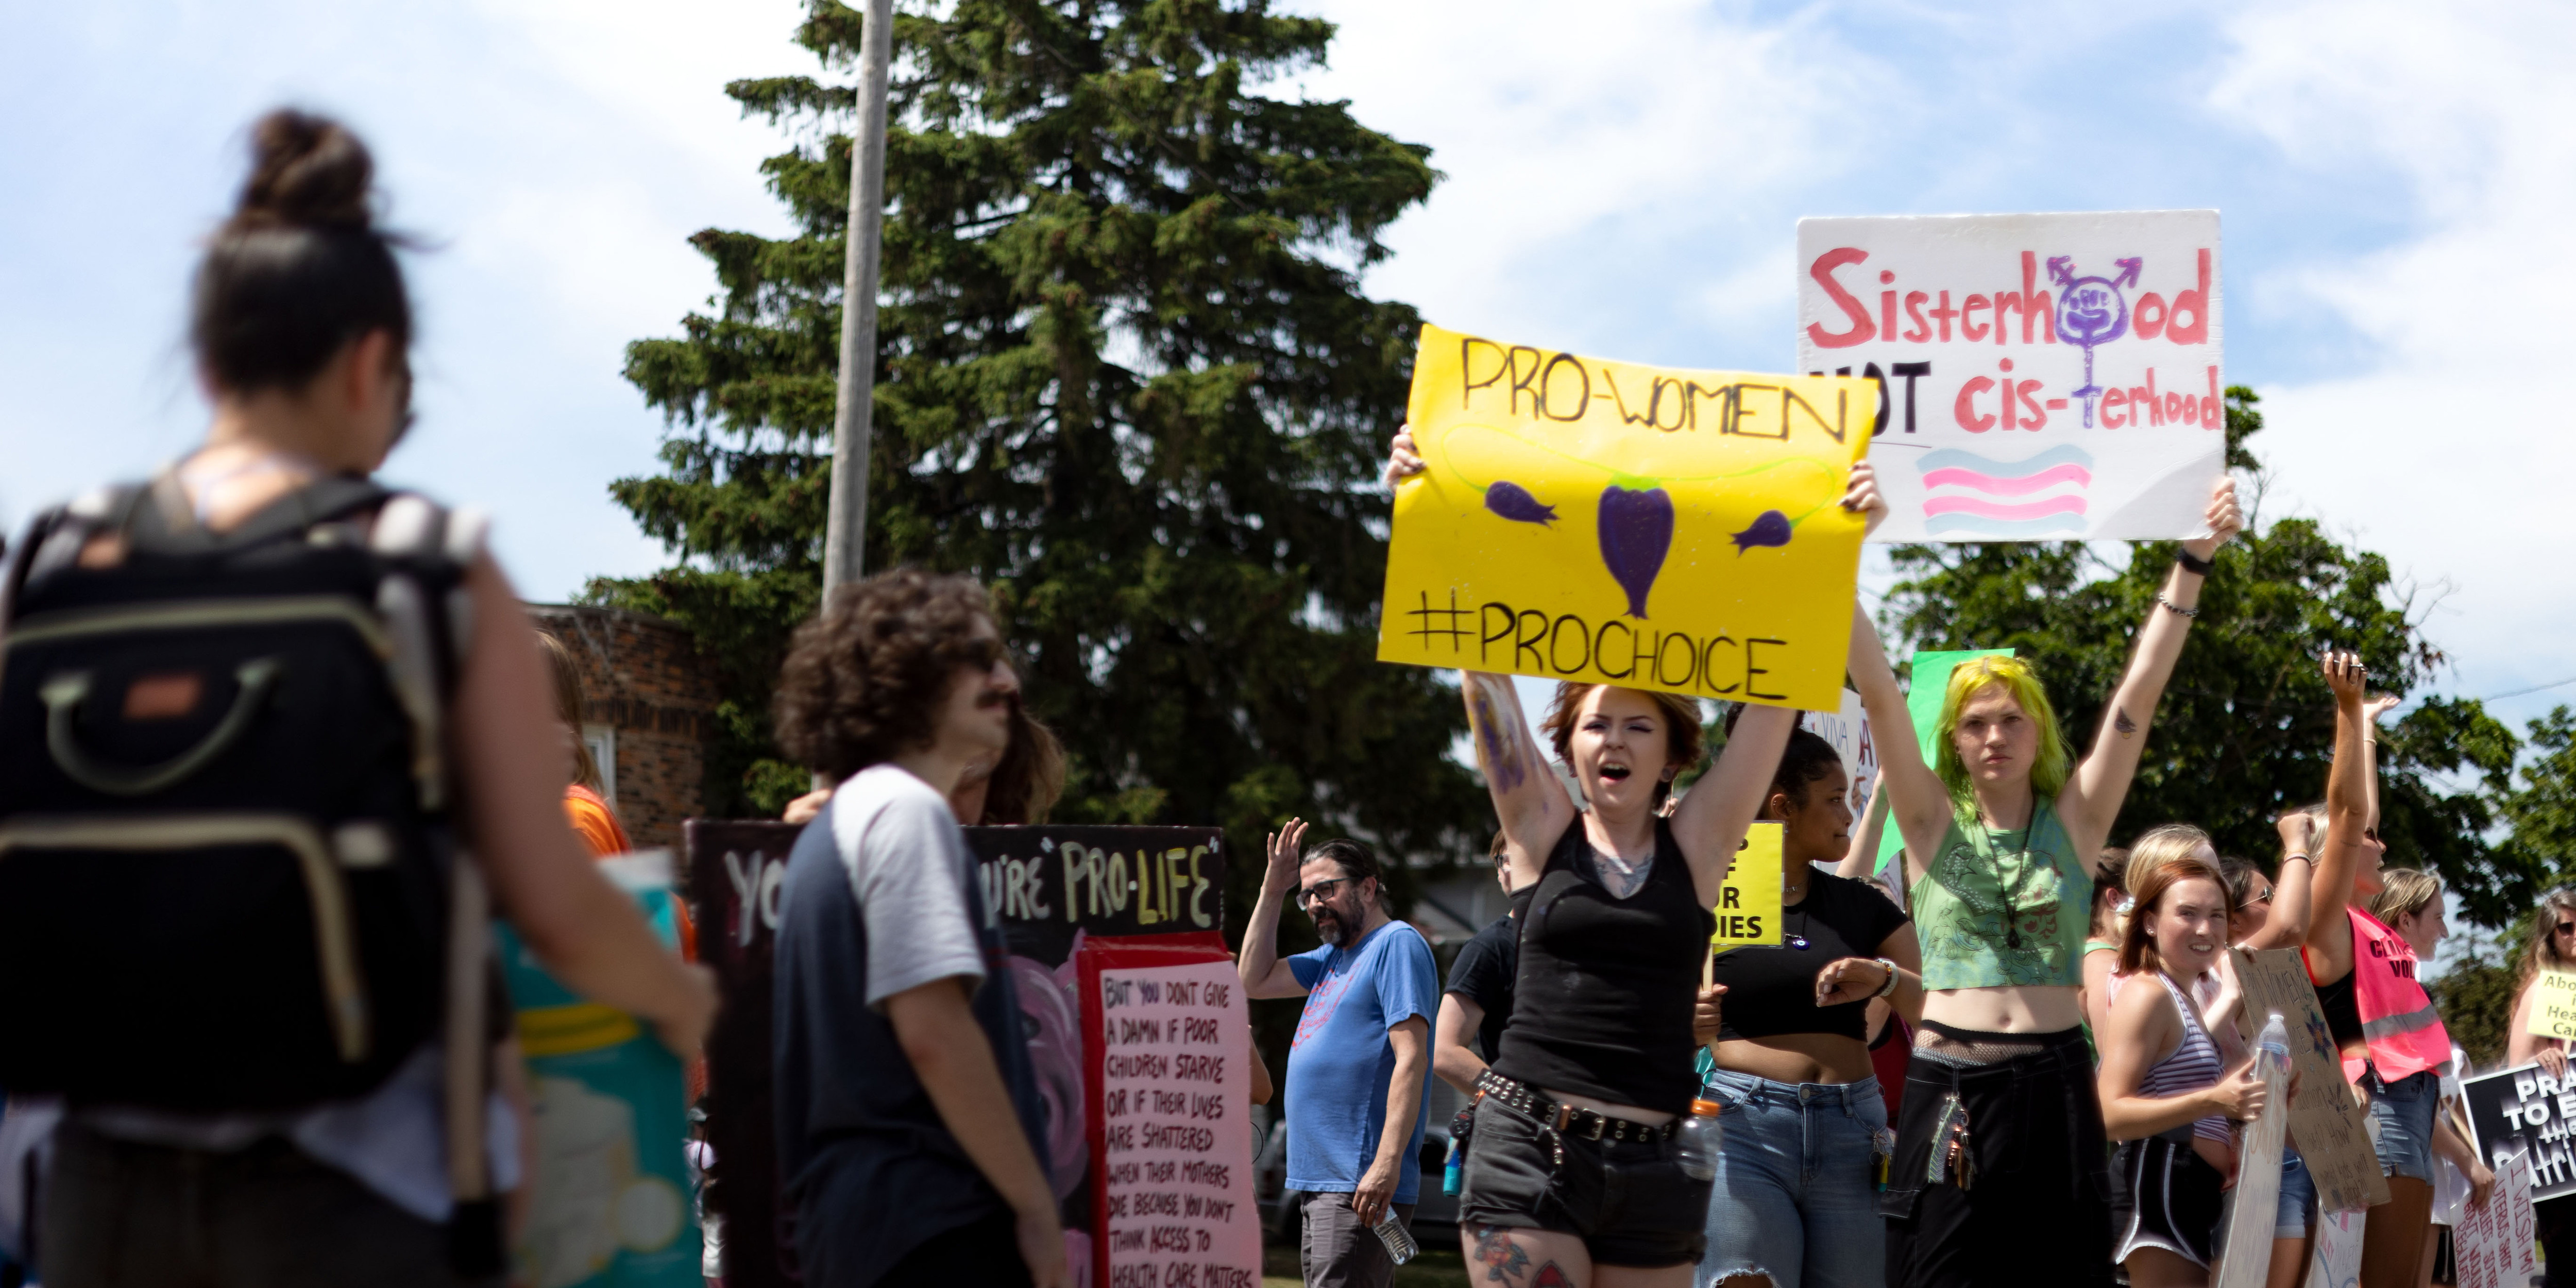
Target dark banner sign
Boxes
[685,819,1228,1288]
[2461,1062,2576,1201]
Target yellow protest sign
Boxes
[1711,822,1785,950]
[2528,972,2576,1042]
[1378,324,1874,710]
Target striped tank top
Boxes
[2135,971,2230,1144]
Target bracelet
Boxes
[1872,958,1902,999]
[2280,853,2314,867]
[2176,549,2216,577]
[2155,592,2199,619]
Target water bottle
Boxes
[2257,1011,2293,1078]
[1371,1214,1419,1265]
[1442,1133,1464,1196]
[1674,1099,1724,1181]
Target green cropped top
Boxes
[1910,799,2090,990]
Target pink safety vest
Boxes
[2341,906,2451,1084]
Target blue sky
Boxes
[5,0,2570,744]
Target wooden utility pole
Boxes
[820,0,895,599]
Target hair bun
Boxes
[232,109,375,230]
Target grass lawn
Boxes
[1262,1240,1470,1287]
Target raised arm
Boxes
[1837,774,1892,882]
[2240,812,2319,950]
[2302,653,2374,974]
[1847,602,1955,885]
[1462,671,1574,892]
[2059,477,2242,846]
[1676,704,1795,908]
[1237,819,1313,999]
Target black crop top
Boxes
[2312,958,2364,1047]
[1708,868,1909,1043]
[1489,817,1716,1115]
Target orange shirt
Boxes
[562,785,696,963]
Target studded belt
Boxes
[1474,1070,1677,1144]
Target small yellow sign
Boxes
[1378,324,1874,710]
[2528,971,2576,1042]
[1711,822,1785,950]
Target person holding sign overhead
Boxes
[1845,464,2243,1288]
[1694,719,1922,1288]
[2299,654,2458,1288]
[2505,887,2576,1286]
[1385,429,1869,1288]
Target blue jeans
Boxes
[1695,1069,1889,1288]
[2364,1068,2438,1183]
[2277,1145,2317,1237]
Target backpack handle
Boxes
[39,657,282,796]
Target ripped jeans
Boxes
[1694,1069,1888,1288]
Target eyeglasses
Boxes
[1296,877,1351,909]
[2556,922,2575,937]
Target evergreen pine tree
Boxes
[600,0,1487,911]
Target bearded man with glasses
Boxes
[1238,823,1438,1288]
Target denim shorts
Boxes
[2277,1145,2317,1238]
[1457,1092,1713,1268]
[2365,1068,2438,1183]
[1694,1069,1888,1288]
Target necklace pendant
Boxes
[1786,935,1811,951]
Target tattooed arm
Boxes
[2060,476,2242,852]
[1462,671,1574,892]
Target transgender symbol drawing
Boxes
[2048,255,2141,429]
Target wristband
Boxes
[2281,853,2313,867]
[2155,591,2199,619]
[2176,549,2215,577]
[1872,958,1902,999]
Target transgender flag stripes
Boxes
[1913,445,2095,536]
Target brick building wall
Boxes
[526,604,720,855]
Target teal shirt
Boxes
[1910,801,2090,990]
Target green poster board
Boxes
[1874,648,2014,874]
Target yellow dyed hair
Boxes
[1933,655,2073,805]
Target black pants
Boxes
[1882,1026,2114,1288]
[39,1121,499,1288]
[2539,1194,2576,1288]
[882,1208,1033,1287]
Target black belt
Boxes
[1475,1070,1677,1144]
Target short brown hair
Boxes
[774,569,1002,781]
[1538,683,1706,808]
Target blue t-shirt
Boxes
[1284,920,1438,1201]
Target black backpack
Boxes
[0,473,483,1112]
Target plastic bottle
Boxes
[1442,1133,1464,1196]
[1674,1099,1724,1181]
[1371,1214,1419,1265]
[2256,1011,2293,1078]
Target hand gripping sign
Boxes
[1379,324,1874,711]
[1795,211,2224,543]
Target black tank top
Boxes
[1489,816,1715,1114]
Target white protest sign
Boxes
[1096,959,1260,1288]
[1798,689,1878,821]
[2306,1207,2365,1288]
[2214,1052,2290,1288]
[2451,1149,2539,1288]
[1796,211,2225,542]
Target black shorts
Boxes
[1454,1093,1711,1268]
[2112,1134,2223,1268]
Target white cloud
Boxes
[2206,0,2576,715]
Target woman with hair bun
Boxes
[16,110,713,1288]
[1844,468,2243,1288]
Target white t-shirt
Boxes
[828,763,990,1008]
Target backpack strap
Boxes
[118,472,389,556]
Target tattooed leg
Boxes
[1463,1225,1592,1287]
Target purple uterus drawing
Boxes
[2048,255,2140,429]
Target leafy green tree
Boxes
[1879,389,2529,923]
[2499,707,2576,888]
[597,1,1487,921]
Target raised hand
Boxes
[1264,818,1308,899]
[2363,692,2402,725]
[2321,650,2368,710]
[2183,475,2244,559]
[1382,425,1425,488]
[1840,461,1889,537]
